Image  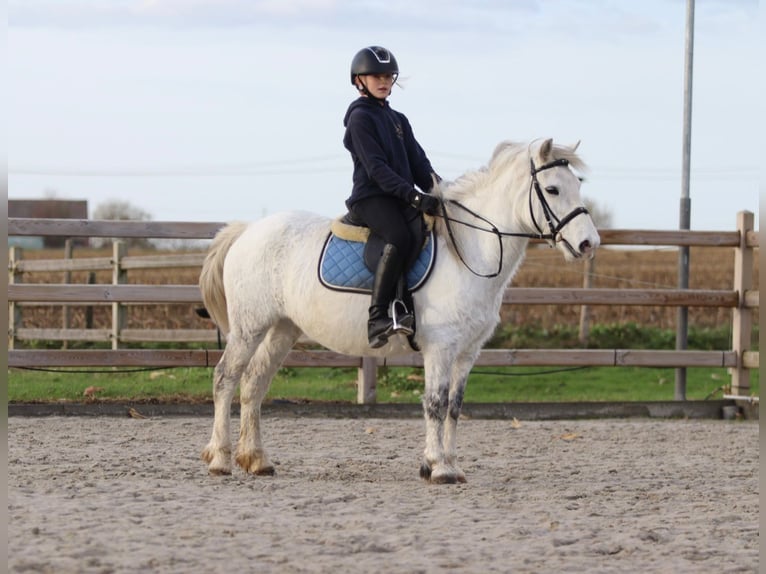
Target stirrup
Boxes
[390,299,414,336]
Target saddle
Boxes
[318,212,437,347]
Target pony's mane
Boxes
[439,140,587,201]
[490,140,588,172]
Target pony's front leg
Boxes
[442,357,475,484]
[420,352,461,484]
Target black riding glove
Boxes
[409,190,440,216]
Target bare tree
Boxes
[93,200,151,222]
[91,200,153,249]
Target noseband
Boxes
[440,155,590,277]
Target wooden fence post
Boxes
[111,241,127,350]
[730,211,754,396]
[62,239,73,349]
[357,356,378,404]
[8,247,23,351]
[579,256,595,346]
[85,272,96,330]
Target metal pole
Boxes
[675,0,695,400]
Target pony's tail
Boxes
[198,222,248,335]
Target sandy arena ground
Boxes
[8,415,759,573]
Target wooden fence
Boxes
[7,213,759,404]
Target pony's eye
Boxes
[544,185,559,196]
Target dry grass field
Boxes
[11,244,758,335]
[507,244,758,330]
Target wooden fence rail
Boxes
[8,213,759,404]
[6,284,747,308]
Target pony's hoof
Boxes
[202,446,232,475]
[430,473,459,485]
[419,462,432,481]
[236,451,275,476]
[428,465,466,485]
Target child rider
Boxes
[343,45,441,348]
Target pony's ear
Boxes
[539,138,553,160]
[570,140,581,152]
[430,173,442,196]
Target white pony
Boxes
[200,138,600,483]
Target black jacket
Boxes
[343,97,435,209]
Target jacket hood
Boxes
[343,97,387,127]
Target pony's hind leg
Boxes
[201,335,261,475]
[235,320,302,476]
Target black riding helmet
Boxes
[350,46,399,88]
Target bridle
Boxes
[528,157,590,258]
[440,156,590,278]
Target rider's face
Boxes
[357,74,395,98]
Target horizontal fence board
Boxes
[459,349,615,367]
[13,257,113,273]
[120,329,218,343]
[385,349,737,368]
[14,328,219,343]
[9,350,224,368]
[8,284,201,303]
[588,229,740,247]
[9,348,741,369]
[16,301,112,308]
[15,328,112,342]
[10,218,755,248]
[614,350,736,367]
[11,255,204,274]
[745,290,759,308]
[120,253,206,269]
[8,218,225,239]
[8,349,359,368]
[503,288,738,307]
[10,284,740,308]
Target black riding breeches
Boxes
[350,195,419,260]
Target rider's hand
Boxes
[409,190,441,216]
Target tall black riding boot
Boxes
[368,243,402,348]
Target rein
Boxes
[439,156,589,278]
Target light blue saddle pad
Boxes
[318,231,436,294]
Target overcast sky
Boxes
[8,0,760,231]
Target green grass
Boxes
[7,364,758,404]
[9,324,757,404]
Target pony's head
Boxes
[518,138,599,261]
[435,139,600,263]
